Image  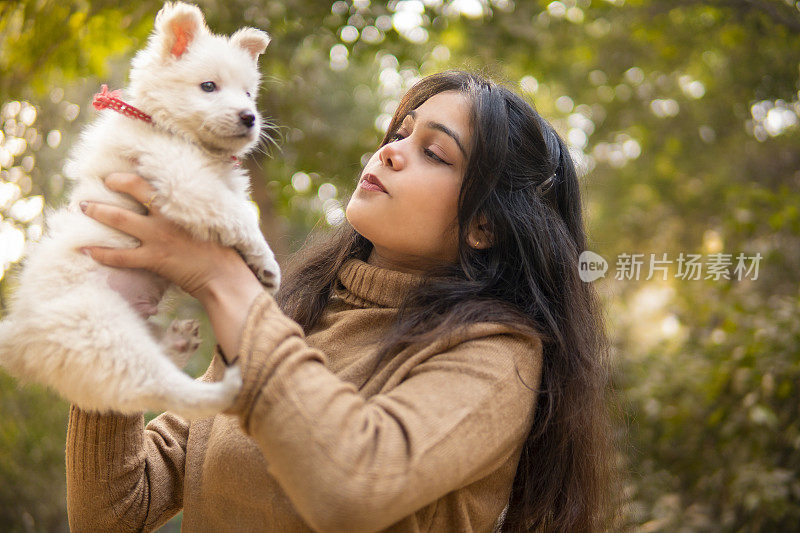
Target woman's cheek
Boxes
[413,198,454,248]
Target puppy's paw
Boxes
[248,257,281,293]
[163,319,201,368]
[237,246,281,293]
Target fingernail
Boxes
[80,247,91,256]
[79,201,87,213]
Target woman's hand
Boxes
[80,173,257,303]
[82,172,266,359]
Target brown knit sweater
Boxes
[66,258,542,532]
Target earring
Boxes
[475,240,480,246]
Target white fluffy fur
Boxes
[0,2,279,420]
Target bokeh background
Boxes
[1,0,799,531]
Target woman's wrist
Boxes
[197,259,263,312]
[193,247,259,303]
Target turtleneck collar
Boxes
[334,257,426,308]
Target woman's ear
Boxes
[154,1,209,60]
[467,213,493,249]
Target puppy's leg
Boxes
[99,320,240,420]
[234,231,281,292]
[8,286,241,419]
[136,159,281,292]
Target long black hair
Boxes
[276,70,617,532]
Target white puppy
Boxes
[0,2,280,420]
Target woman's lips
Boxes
[360,173,387,193]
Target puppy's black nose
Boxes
[239,111,255,128]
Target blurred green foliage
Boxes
[1,0,799,530]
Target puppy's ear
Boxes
[154,2,209,60]
[231,27,271,61]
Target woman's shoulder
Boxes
[441,320,543,355]
[416,321,544,383]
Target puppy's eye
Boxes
[246,91,251,98]
[200,81,216,92]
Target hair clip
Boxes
[535,172,557,196]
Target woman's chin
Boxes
[344,202,378,238]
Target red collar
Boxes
[92,85,152,123]
[92,85,241,167]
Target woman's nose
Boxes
[379,142,405,170]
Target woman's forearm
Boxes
[196,259,265,361]
[66,407,189,531]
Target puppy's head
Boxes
[129,2,271,156]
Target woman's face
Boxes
[345,90,472,273]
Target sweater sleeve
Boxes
[65,405,189,532]
[226,292,542,533]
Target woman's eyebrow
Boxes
[408,110,466,158]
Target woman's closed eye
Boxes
[389,132,452,166]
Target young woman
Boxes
[72,70,616,532]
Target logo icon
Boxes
[578,250,608,282]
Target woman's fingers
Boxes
[80,200,149,240]
[82,245,147,269]
[104,172,158,211]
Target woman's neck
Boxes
[366,247,438,275]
